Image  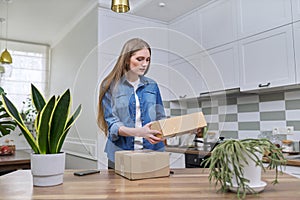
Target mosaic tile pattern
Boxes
[166,90,300,141]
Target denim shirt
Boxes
[103,75,166,162]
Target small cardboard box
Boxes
[115,150,170,180]
[151,112,207,138]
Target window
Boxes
[0,40,49,110]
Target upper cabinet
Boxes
[237,0,292,38]
[292,0,300,22]
[294,21,300,83]
[98,0,300,101]
[168,11,203,62]
[200,42,240,93]
[239,24,295,91]
[199,0,238,50]
[167,55,204,100]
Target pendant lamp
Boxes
[0,0,12,64]
[111,0,130,13]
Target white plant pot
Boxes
[229,150,267,193]
[31,152,65,187]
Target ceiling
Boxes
[99,0,212,22]
[0,0,213,47]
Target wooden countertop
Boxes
[285,159,300,166]
[1,168,299,199]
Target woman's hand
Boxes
[140,123,164,144]
[118,123,164,144]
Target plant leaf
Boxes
[36,96,56,154]
[56,104,82,153]
[31,84,46,112]
[1,94,39,153]
[0,87,4,95]
[49,89,71,153]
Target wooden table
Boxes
[0,150,30,171]
[0,168,299,199]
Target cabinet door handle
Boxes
[179,95,187,98]
[258,82,270,88]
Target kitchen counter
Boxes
[263,154,300,167]
[165,146,211,156]
[167,146,300,167]
[285,158,300,167]
[1,168,299,199]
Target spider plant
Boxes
[201,138,286,199]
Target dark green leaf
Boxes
[31,84,46,112]
[49,89,70,153]
[56,104,82,153]
[1,94,39,153]
[36,96,56,154]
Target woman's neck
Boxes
[125,72,139,82]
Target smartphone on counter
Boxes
[74,169,100,176]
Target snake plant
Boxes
[0,87,16,137]
[202,138,286,199]
[1,84,82,154]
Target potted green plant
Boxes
[0,87,16,138]
[0,87,17,155]
[202,138,286,199]
[1,84,82,186]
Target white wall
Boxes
[50,6,100,167]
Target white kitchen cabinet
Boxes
[168,10,204,63]
[293,21,300,83]
[199,0,237,50]
[168,55,205,100]
[239,24,296,92]
[168,9,201,41]
[167,40,240,98]
[292,0,300,22]
[237,0,292,39]
[199,42,239,93]
[169,152,185,169]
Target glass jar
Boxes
[281,140,293,152]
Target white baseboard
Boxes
[63,137,97,160]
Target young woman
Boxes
[97,38,166,169]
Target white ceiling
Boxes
[0,0,213,47]
[99,0,212,22]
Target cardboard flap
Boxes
[151,112,207,138]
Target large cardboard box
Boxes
[151,112,207,138]
[115,150,170,180]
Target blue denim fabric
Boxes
[103,75,166,162]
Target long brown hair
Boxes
[97,38,152,135]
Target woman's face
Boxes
[128,48,150,78]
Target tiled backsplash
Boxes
[164,89,300,141]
